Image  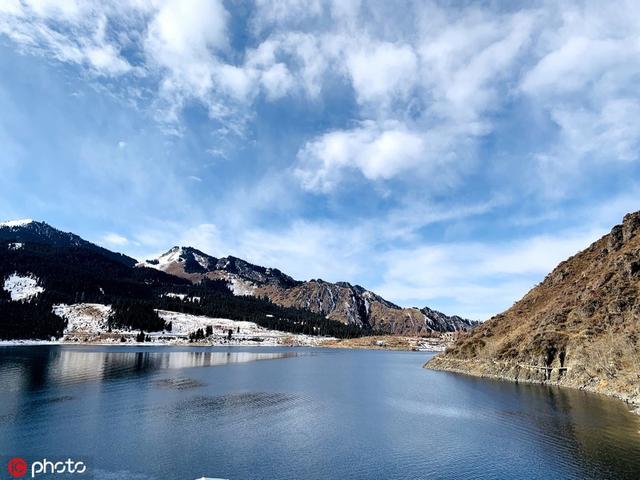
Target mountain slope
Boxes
[427,211,640,409]
[0,222,366,340]
[0,220,136,267]
[140,247,477,334]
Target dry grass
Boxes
[428,211,640,408]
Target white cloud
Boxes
[24,0,82,20]
[295,122,427,191]
[518,2,640,193]
[251,0,324,33]
[145,0,228,103]
[418,10,534,120]
[521,37,622,95]
[373,226,607,320]
[102,232,129,246]
[0,1,132,76]
[346,41,417,105]
[260,63,294,100]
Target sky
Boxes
[0,0,639,320]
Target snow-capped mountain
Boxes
[138,247,298,288]
[0,219,476,336]
[0,220,136,267]
[141,246,477,334]
[0,221,350,341]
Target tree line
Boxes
[0,243,375,340]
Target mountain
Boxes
[427,211,640,409]
[139,246,477,334]
[0,221,368,340]
[0,219,136,267]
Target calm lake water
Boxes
[1,345,639,480]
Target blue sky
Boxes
[1,0,639,319]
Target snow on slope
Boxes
[193,252,210,269]
[0,219,34,228]
[157,310,332,346]
[228,276,256,296]
[139,247,184,271]
[48,304,331,346]
[53,303,113,334]
[3,273,44,301]
[158,310,263,335]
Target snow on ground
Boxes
[163,292,187,300]
[47,303,333,347]
[3,273,44,301]
[157,310,333,346]
[227,276,256,296]
[8,242,23,250]
[159,310,261,335]
[53,303,113,334]
[0,219,33,228]
[162,293,201,303]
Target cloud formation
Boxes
[1,0,639,319]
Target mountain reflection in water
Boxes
[0,346,298,390]
[0,346,639,480]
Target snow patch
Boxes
[53,303,113,334]
[228,276,256,296]
[193,253,210,270]
[141,247,184,271]
[3,273,44,301]
[8,242,23,250]
[157,310,333,346]
[162,293,201,303]
[0,219,33,228]
[164,292,187,300]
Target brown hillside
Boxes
[427,211,640,410]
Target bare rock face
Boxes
[427,211,640,409]
[139,247,477,334]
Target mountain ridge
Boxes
[0,220,137,268]
[139,245,477,334]
[0,223,366,340]
[0,219,476,335]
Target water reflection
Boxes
[0,347,639,480]
[0,347,297,391]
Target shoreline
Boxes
[426,357,640,416]
[0,335,448,352]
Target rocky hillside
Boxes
[427,211,640,410]
[139,247,476,334]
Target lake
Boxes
[1,345,639,479]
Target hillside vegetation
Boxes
[427,211,640,409]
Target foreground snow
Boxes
[3,273,44,301]
[54,303,113,334]
[156,310,333,346]
[48,303,334,347]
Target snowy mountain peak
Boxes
[0,219,35,228]
[140,246,217,274]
